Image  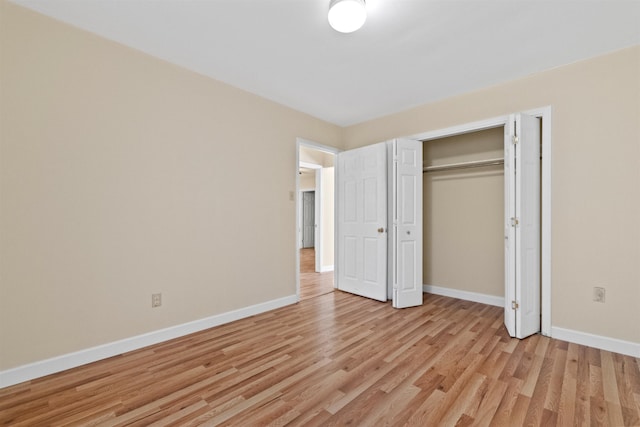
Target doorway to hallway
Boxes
[296,138,339,301]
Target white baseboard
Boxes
[319,265,334,273]
[0,294,298,389]
[551,326,640,358]
[423,284,504,307]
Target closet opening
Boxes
[415,111,548,339]
[422,127,507,307]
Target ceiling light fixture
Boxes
[328,0,366,33]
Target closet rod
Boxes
[423,157,504,173]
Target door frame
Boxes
[407,106,552,336]
[295,138,340,301]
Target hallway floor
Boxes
[299,248,334,300]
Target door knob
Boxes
[377,227,385,233]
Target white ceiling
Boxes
[12,0,640,126]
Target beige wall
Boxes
[0,2,341,370]
[344,46,640,344]
[423,128,504,297]
[299,173,316,191]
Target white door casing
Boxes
[336,142,388,302]
[296,138,340,301]
[389,139,423,308]
[314,169,322,272]
[505,113,541,339]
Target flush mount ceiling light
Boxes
[328,0,367,33]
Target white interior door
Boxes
[390,139,423,308]
[505,113,541,339]
[336,142,387,302]
[302,191,315,248]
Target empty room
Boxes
[1,0,639,425]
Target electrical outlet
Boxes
[152,293,162,308]
[593,287,605,303]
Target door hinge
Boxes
[512,135,519,144]
[510,217,519,227]
[511,300,519,310]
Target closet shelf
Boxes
[423,157,504,173]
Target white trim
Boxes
[409,108,552,337]
[407,115,510,142]
[0,295,297,389]
[297,138,340,154]
[423,284,504,308]
[319,265,334,273]
[551,327,640,358]
[299,161,322,170]
[315,168,322,272]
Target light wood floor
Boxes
[299,248,334,301]
[1,292,639,426]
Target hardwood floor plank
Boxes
[359,385,421,426]
[507,393,531,426]
[378,342,435,394]
[573,344,591,426]
[1,291,639,426]
[601,350,621,404]
[590,396,609,426]
[469,377,508,427]
[498,338,527,381]
[382,371,444,426]
[522,348,555,427]
[605,401,626,427]
[556,374,577,426]
[415,352,487,425]
[631,357,640,394]
[290,408,333,427]
[590,364,605,401]
[485,377,523,425]
[477,342,511,380]
[540,407,558,426]
[544,345,567,412]
[615,355,640,426]
[324,357,397,415]
[403,389,447,426]
[436,372,486,426]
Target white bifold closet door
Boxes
[336,139,422,308]
[504,113,541,339]
[389,139,423,308]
